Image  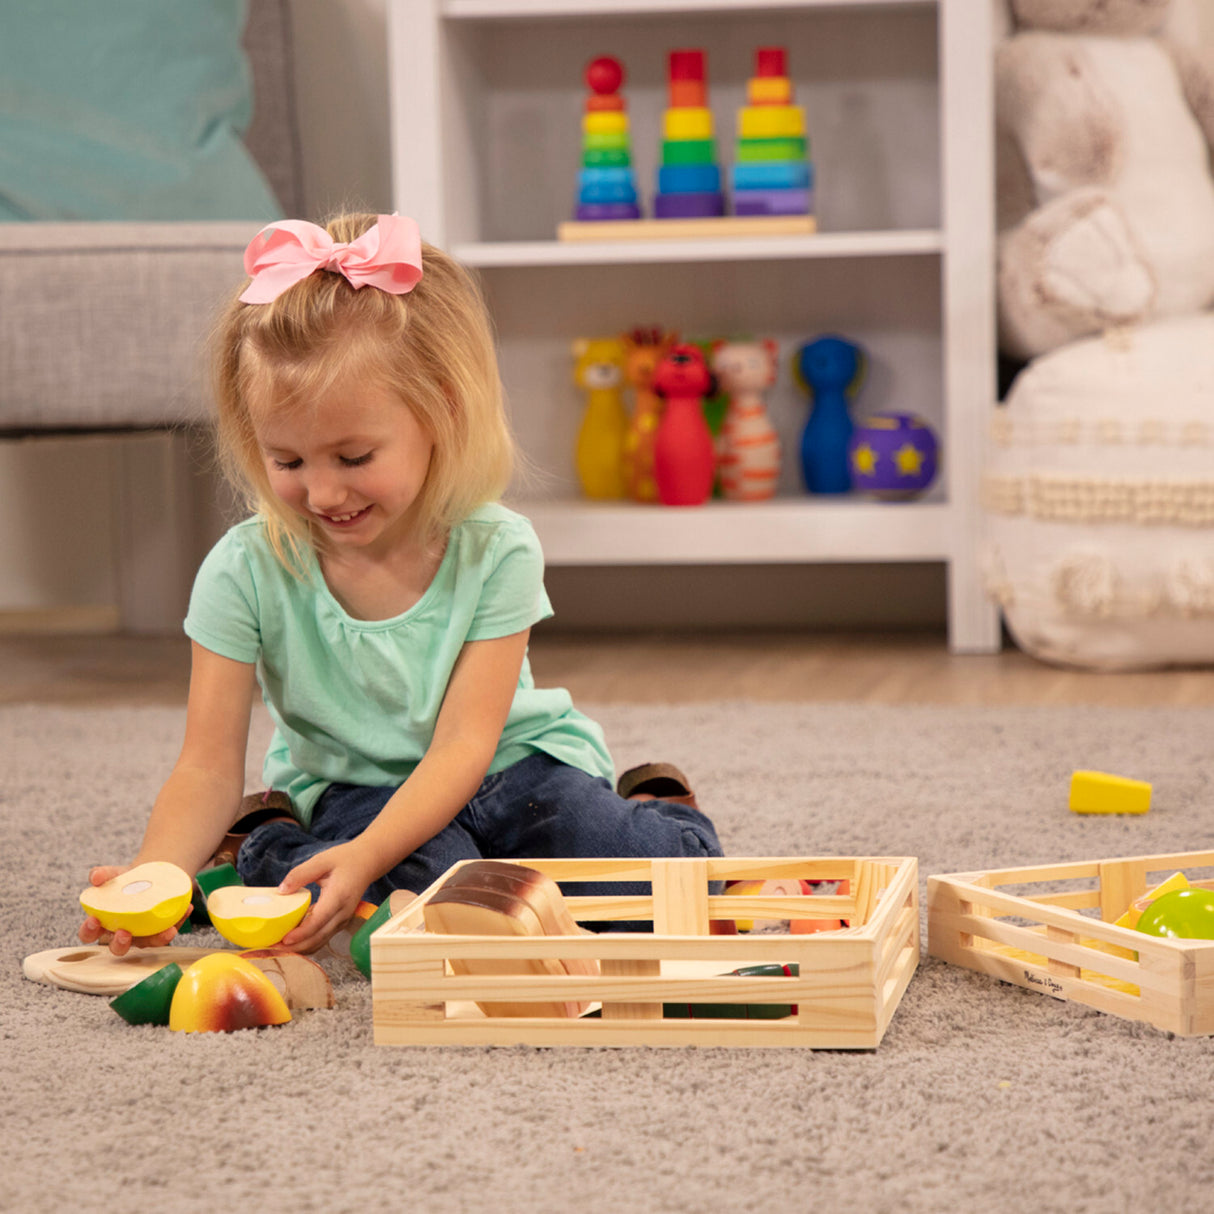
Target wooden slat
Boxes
[932,940,1151,1023]
[375,931,868,964]
[651,859,709,935]
[1047,924,1082,980]
[373,1015,880,1050]
[557,215,817,243]
[704,894,855,919]
[1022,890,1100,911]
[851,861,877,928]
[979,860,1101,886]
[600,958,662,1020]
[1098,858,1147,924]
[878,928,920,1036]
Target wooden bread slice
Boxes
[423,862,597,1017]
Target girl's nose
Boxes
[304,470,347,513]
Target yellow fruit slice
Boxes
[206,885,311,949]
[169,953,291,1033]
[79,861,192,937]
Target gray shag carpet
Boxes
[6,700,1214,1214]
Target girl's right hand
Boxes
[77,865,193,957]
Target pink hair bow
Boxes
[239,214,423,304]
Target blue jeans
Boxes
[236,752,722,920]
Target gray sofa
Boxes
[0,0,304,433]
[0,2,309,632]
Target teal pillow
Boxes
[0,0,282,221]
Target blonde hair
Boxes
[211,212,514,572]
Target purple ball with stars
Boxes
[847,412,939,499]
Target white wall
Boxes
[291,0,393,218]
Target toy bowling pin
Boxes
[711,338,781,501]
[572,336,629,499]
[652,343,717,506]
[795,334,865,494]
[622,326,677,502]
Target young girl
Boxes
[79,212,722,956]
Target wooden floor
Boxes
[2,629,1212,707]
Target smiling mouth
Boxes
[319,506,371,526]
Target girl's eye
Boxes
[340,452,373,467]
[271,457,302,471]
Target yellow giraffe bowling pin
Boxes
[622,327,677,502]
[572,337,629,499]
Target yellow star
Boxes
[893,443,924,476]
[851,442,878,475]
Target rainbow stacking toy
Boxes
[653,49,725,220]
[731,47,813,217]
[573,56,642,222]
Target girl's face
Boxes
[253,372,434,557]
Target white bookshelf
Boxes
[386,0,999,651]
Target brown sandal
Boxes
[209,790,296,869]
[616,762,698,809]
[618,763,729,930]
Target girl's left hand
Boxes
[276,842,378,954]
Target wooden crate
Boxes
[928,849,1214,1036]
[371,856,918,1049]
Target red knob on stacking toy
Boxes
[586,55,623,95]
[755,47,787,78]
[668,49,705,81]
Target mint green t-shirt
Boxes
[184,503,614,826]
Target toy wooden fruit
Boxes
[324,900,378,962]
[239,948,334,1010]
[1134,888,1214,940]
[206,886,310,949]
[110,962,184,1026]
[169,953,291,1033]
[349,895,395,979]
[79,861,192,937]
[423,861,595,1018]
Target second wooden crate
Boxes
[928,848,1214,1036]
[371,855,919,1049]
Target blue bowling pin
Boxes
[795,335,865,494]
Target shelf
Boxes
[455,229,943,268]
[389,0,1001,649]
[517,497,952,565]
[442,0,934,19]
